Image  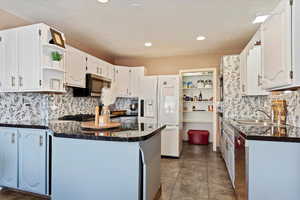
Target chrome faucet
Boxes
[255,109,272,120]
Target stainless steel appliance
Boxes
[235,131,248,200]
[73,74,111,97]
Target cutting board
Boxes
[81,121,121,130]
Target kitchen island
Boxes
[49,120,165,200]
[0,120,165,200]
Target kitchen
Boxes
[1,0,300,200]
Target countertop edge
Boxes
[224,120,300,143]
[52,124,166,142]
[0,123,48,129]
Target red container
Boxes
[187,130,209,145]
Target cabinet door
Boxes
[0,128,18,188]
[261,0,292,89]
[19,129,47,195]
[86,55,99,75]
[0,29,19,91]
[107,63,115,82]
[129,67,144,97]
[246,46,268,96]
[114,66,130,97]
[65,46,86,88]
[18,25,42,91]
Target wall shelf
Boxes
[183,111,212,113]
[43,66,65,73]
[183,120,213,123]
[43,44,66,52]
[182,87,212,90]
[183,101,213,103]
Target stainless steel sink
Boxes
[236,120,273,126]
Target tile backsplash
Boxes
[48,87,101,120]
[0,87,101,123]
[222,55,300,127]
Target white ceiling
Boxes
[0,0,280,58]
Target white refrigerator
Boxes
[139,75,182,158]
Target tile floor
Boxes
[0,143,236,200]
[160,143,236,200]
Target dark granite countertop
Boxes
[48,120,165,142]
[0,120,48,129]
[0,120,165,142]
[224,119,300,143]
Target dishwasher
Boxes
[235,131,248,200]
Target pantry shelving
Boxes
[180,68,217,151]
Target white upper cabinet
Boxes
[18,25,42,91]
[65,45,87,88]
[261,0,292,89]
[113,66,145,98]
[0,29,18,92]
[87,55,107,77]
[240,29,268,96]
[114,66,131,97]
[0,23,66,93]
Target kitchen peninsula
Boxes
[0,119,165,200]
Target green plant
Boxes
[51,52,63,61]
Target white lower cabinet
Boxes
[221,124,235,187]
[0,128,48,195]
[0,128,18,188]
[19,129,47,195]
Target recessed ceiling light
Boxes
[144,42,152,47]
[253,15,269,24]
[97,0,109,3]
[196,36,206,41]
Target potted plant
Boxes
[51,51,63,68]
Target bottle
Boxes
[99,106,110,125]
[198,92,202,101]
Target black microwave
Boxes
[73,74,111,97]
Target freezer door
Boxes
[138,76,158,124]
[161,124,181,157]
[158,76,180,124]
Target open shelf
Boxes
[183,120,213,123]
[183,101,213,103]
[43,66,65,72]
[43,44,66,52]
[182,87,212,90]
[183,111,212,113]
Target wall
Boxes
[114,50,240,75]
[223,55,300,127]
[0,9,114,63]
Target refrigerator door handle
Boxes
[140,99,145,117]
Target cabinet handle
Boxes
[11,133,15,144]
[19,76,23,87]
[11,76,15,87]
[100,68,102,74]
[39,135,43,146]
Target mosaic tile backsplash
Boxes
[0,87,101,123]
[222,55,300,127]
